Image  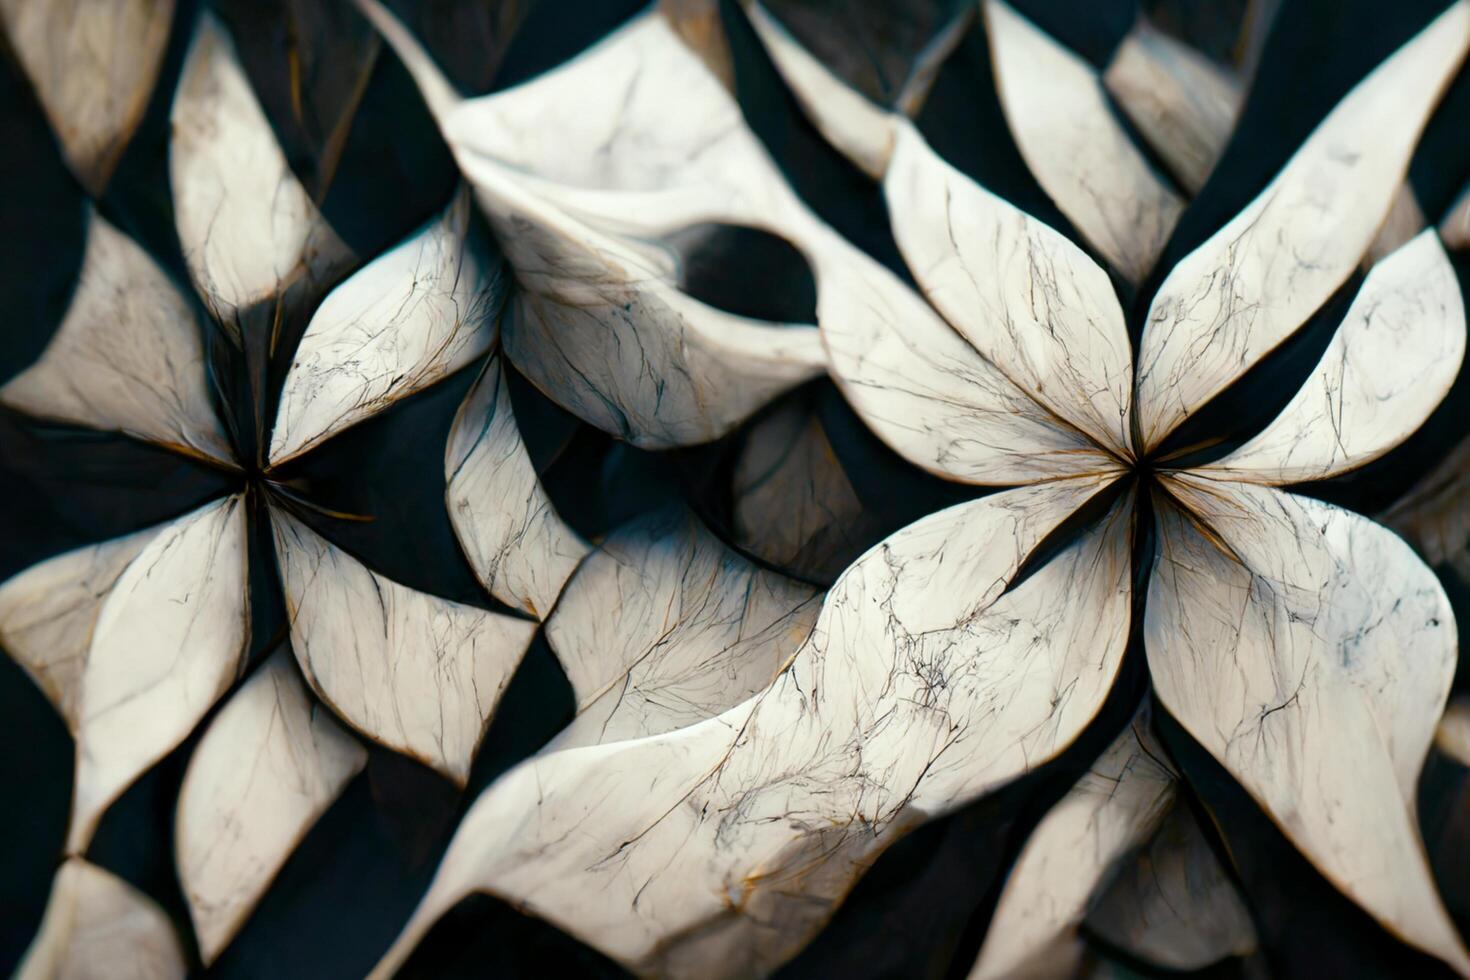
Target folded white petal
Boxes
[16,858,185,980]
[177,649,367,963]
[1148,476,1467,971]
[544,508,820,750]
[270,188,501,465]
[270,507,538,783]
[1202,231,1465,484]
[1,209,233,463]
[1136,2,1470,450]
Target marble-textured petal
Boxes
[1,209,233,463]
[369,477,1132,978]
[1444,182,1470,250]
[270,189,501,466]
[985,0,1184,283]
[0,0,173,195]
[177,649,367,963]
[1380,434,1470,584]
[543,508,820,750]
[1201,231,1465,484]
[821,236,1122,485]
[886,121,1135,458]
[16,858,186,980]
[445,353,588,618]
[969,710,1177,980]
[170,13,351,332]
[1147,476,1467,971]
[1102,18,1242,194]
[1136,2,1470,450]
[1086,802,1258,971]
[1439,696,1470,769]
[70,495,250,855]
[0,526,161,729]
[270,508,538,783]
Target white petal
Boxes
[1,209,233,463]
[1379,434,1470,584]
[1201,231,1465,484]
[970,709,1177,980]
[16,858,185,980]
[1443,181,1470,250]
[445,352,588,619]
[176,649,367,963]
[1136,2,1470,450]
[70,495,250,855]
[543,508,820,750]
[270,507,538,783]
[1086,802,1258,971]
[269,188,500,465]
[170,13,350,330]
[1102,18,1242,195]
[885,121,1135,458]
[369,476,1131,978]
[985,0,1185,283]
[1148,475,1467,971]
[1439,696,1470,769]
[0,0,173,194]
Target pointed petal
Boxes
[985,0,1184,282]
[176,648,367,963]
[1136,3,1470,450]
[369,476,1131,978]
[1102,18,1242,195]
[270,507,538,783]
[69,495,250,854]
[445,352,588,619]
[544,508,820,750]
[16,859,185,980]
[1201,231,1464,484]
[269,188,501,466]
[1,209,233,463]
[0,0,173,195]
[170,13,351,331]
[970,709,1177,980]
[885,121,1135,458]
[1439,697,1470,769]
[1148,475,1467,971]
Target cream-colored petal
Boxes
[269,188,500,466]
[985,0,1184,283]
[1201,231,1465,484]
[1148,476,1467,971]
[69,495,250,855]
[1439,696,1470,768]
[170,13,351,331]
[270,507,538,783]
[0,0,173,195]
[16,858,185,980]
[369,476,1132,978]
[1,209,233,463]
[970,709,1177,980]
[1136,2,1470,450]
[544,508,820,750]
[445,352,588,619]
[176,649,367,963]
[886,121,1134,458]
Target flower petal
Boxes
[1439,696,1470,769]
[445,352,588,619]
[176,648,367,964]
[0,0,173,195]
[270,507,538,783]
[1444,180,1470,250]
[269,188,501,466]
[543,507,820,750]
[969,707,1177,980]
[985,0,1185,283]
[1136,2,1470,451]
[1379,433,1470,585]
[170,12,352,332]
[1,208,233,464]
[1200,230,1465,484]
[15,858,185,980]
[1148,475,1467,971]
[885,121,1135,458]
[369,475,1131,978]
